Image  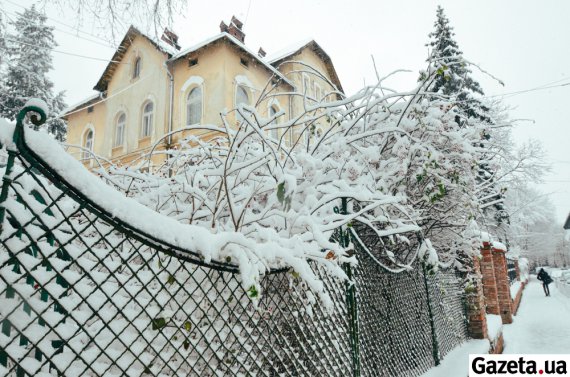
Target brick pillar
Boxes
[492,246,513,324]
[480,242,499,315]
[466,256,489,339]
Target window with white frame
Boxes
[303,75,311,96]
[314,82,322,102]
[114,112,126,147]
[133,57,141,79]
[141,101,153,137]
[236,85,249,123]
[186,87,202,125]
[83,129,93,160]
[269,105,279,139]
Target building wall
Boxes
[66,36,170,167]
[66,36,338,167]
[169,41,292,144]
[275,48,338,146]
[66,100,106,163]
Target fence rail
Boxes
[0,105,470,376]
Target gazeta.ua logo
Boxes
[469,355,569,376]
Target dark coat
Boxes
[538,269,553,285]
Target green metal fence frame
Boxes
[0,105,471,376]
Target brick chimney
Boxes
[220,16,245,43]
[258,47,266,58]
[161,28,181,50]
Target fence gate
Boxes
[0,105,469,377]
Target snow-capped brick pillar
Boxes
[466,256,489,339]
[480,242,500,316]
[492,245,513,324]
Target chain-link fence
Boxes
[506,258,517,285]
[0,106,470,376]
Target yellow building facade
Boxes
[63,18,344,168]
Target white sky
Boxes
[2,0,570,223]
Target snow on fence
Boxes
[0,106,469,376]
[506,258,517,286]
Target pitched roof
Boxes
[266,39,344,94]
[93,26,177,92]
[169,33,294,89]
[60,93,102,118]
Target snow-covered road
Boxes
[503,276,570,353]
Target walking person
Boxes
[537,268,553,296]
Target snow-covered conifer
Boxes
[425,6,486,121]
[424,6,510,240]
[0,5,67,140]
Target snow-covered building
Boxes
[62,17,343,167]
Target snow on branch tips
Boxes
[91,61,493,303]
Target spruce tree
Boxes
[426,6,487,122]
[0,12,5,66]
[0,5,67,141]
[424,6,508,235]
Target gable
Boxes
[268,40,344,94]
[93,26,174,92]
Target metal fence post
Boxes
[339,197,361,377]
[422,262,440,366]
[0,147,17,368]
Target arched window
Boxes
[141,101,153,137]
[133,57,141,79]
[236,85,249,123]
[269,105,279,139]
[186,87,202,125]
[83,129,93,160]
[114,112,126,147]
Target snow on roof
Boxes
[170,32,295,89]
[94,25,178,92]
[170,32,226,60]
[265,38,314,64]
[60,93,101,117]
[122,23,180,55]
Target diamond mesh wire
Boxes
[506,258,517,285]
[0,114,471,377]
[0,150,352,376]
[425,267,469,360]
[353,243,469,377]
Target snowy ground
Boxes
[421,275,570,376]
[502,275,570,354]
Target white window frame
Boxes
[114,112,126,147]
[82,128,94,160]
[268,105,279,140]
[302,74,311,97]
[235,85,250,123]
[186,86,203,126]
[141,101,153,138]
[314,82,322,102]
[133,57,141,79]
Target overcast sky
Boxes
[3,0,570,223]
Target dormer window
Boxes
[133,57,141,79]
